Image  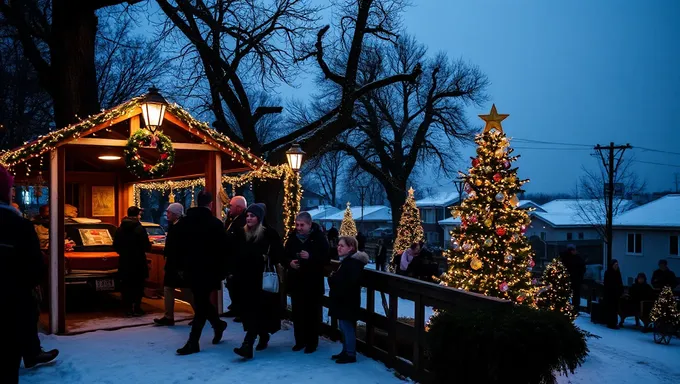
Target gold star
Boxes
[479,104,509,133]
[408,187,415,196]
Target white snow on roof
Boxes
[438,216,461,226]
[320,205,392,222]
[533,199,635,227]
[304,205,342,221]
[416,191,460,207]
[518,200,544,211]
[613,194,680,228]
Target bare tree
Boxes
[575,159,645,251]
[331,34,488,232]
[344,165,385,206]
[0,0,146,128]
[156,0,422,227]
[305,150,347,207]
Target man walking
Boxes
[0,165,58,383]
[114,206,152,316]
[222,195,247,320]
[175,191,228,355]
[560,244,586,314]
[154,203,194,326]
[283,212,330,354]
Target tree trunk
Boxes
[386,186,407,235]
[51,1,101,128]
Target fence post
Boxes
[366,287,375,348]
[413,294,425,375]
[388,292,399,366]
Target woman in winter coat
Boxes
[603,259,624,329]
[232,203,283,359]
[328,236,369,364]
[628,272,655,328]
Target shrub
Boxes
[426,305,588,384]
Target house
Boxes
[300,189,325,210]
[527,199,611,243]
[416,191,460,247]
[304,205,342,229]
[612,194,680,286]
[318,205,392,234]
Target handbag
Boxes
[262,246,279,293]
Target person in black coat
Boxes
[232,204,283,359]
[603,259,624,329]
[651,259,678,290]
[329,236,368,364]
[356,232,366,252]
[0,166,58,383]
[375,239,388,271]
[114,206,152,317]
[327,227,339,261]
[559,244,586,313]
[223,195,248,319]
[174,191,228,355]
[283,212,330,353]
[628,272,655,328]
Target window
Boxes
[578,232,584,240]
[626,233,642,255]
[566,233,573,241]
[670,235,679,256]
[540,232,546,241]
[422,209,436,224]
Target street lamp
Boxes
[286,143,306,172]
[453,177,466,204]
[140,86,168,134]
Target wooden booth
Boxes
[0,89,298,334]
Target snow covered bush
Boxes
[426,306,588,384]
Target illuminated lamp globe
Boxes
[286,143,306,172]
[141,87,167,133]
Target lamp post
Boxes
[453,177,466,205]
[140,87,168,133]
[358,185,368,233]
[286,143,305,173]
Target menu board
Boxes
[78,228,114,246]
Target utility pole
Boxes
[594,142,632,268]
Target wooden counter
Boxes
[145,244,166,295]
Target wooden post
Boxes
[205,152,224,313]
[366,287,375,348]
[130,115,140,137]
[49,148,66,334]
[413,294,425,375]
[388,292,399,366]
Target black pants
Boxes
[19,297,41,360]
[571,283,581,312]
[121,277,145,309]
[2,340,20,384]
[604,295,619,327]
[226,278,240,314]
[189,286,221,342]
[291,293,322,349]
[244,330,268,344]
[376,261,387,272]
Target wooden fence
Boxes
[283,262,512,383]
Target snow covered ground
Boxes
[20,318,405,384]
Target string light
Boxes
[650,286,680,327]
[339,202,358,236]
[536,258,575,320]
[389,187,425,272]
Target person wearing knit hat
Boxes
[1,164,59,380]
[245,203,266,223]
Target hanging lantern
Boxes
[286,143,306,172]
[140,87,167,134]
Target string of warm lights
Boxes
[339,202,358,236]
[440,106,537,305]
[650,286,680,327]
[390,187,425,271]
[536,258,575,320]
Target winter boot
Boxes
[132,304,146,317]
[154,317,175,326]
[212,320,228,345]
[233,340,254,359]
[331,351,347,360]
[255,334,270,351]
[176,340,200,355]
[24,349,59,369]
[335,355,357,364]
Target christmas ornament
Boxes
[462,243,472,252]
[499,282,509,292]
[503,160,511,169]
[484,166,492,173]
[484,238,493,247]
[512,233,520,242]
[472,158,480,167]
[475,179,482,187]
[532,278,538,285]
[496,227,506,236]
[517,293,526,303]
[495,193,505,202]
[469,215,478,223]
[528,259,535,268]
[493,173,502,182]
[470,257,483,270]
[510,195,520,207]
[520,225,527,234]
[504,254,513,263]
[484,218,493,227]
[451,241,460,250]
[494,148,504,157]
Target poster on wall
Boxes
[92,186,115,217]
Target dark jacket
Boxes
[651,268,677,290]
[113,217,151,280]
[0,204,45,311]
[329,251,369,321]
[224,212,247,277]
[163,219,184,288]
[560,251,586,286]
[629,281,655,303]
[283,223,330,295]
[356,233,367,252]
[603,266,624,299]
[234,225,283,334]
[375,244,388,265]
[174,207,228,290]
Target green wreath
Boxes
[124,129,176,179]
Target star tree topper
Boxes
[479,104,509,133]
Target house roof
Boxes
[439,216,462,226]
[0,94,265,169]
[613,194,680,229]
[416,191,460,208]
[518,200,545,212]
[321,205,392,222]
[304,205,342,221]
[533,198,635,227]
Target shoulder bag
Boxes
[262,245,279,293]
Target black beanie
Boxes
[246,203,266,223]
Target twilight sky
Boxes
[278,0,680,194]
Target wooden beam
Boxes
[64,138,219,151]
[49,147,66,334]
[130,115,140,137]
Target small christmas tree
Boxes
[440,105,536,304]
[339,202,358,236]
[393,187,425,256]
[650,286,680,327]
[536,258,575,320]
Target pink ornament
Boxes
[520,225,527,234]
[529,259,535,268]
[499,282,509,292]
[469,215,478,223]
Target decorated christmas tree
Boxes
[339,202,358,236]
[393,187,425,257]
[536,258,575,320]
[440,105,536,304]
[650,286,680,327]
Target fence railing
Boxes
[283,262,512,383]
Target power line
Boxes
[636,147,680,156]
[513,146,592,151]
[633,160,680,168]
[512,138,591,148]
